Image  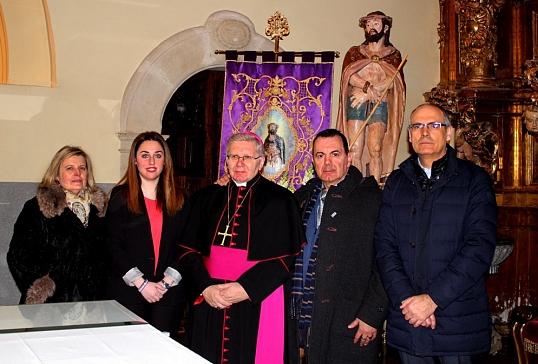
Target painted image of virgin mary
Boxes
[264,123,285,170]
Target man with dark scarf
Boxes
[288,129,388,364]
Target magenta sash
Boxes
[203,245,284,364]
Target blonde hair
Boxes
[112,131,184,215]
[40,146,95,190]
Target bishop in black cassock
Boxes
[179,132,304,364]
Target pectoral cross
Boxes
[218,224,232,246]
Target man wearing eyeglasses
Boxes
[178,132,304,364]
[375,103,498,364]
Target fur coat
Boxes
[7,184,109,304]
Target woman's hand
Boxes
[140,282,166,303]
[134,277,166,303]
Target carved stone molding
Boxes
[118,11,275,175]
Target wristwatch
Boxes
[160,280,170,290]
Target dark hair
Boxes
[112,131,184,215]
[313,129,349,154]
[361,11,393,47]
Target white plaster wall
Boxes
[0,0,439,183]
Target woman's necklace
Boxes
[218,175,261,246]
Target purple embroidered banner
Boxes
[219,60,334,191]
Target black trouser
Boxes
[399,351,484,364]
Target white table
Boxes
[0,300,209,364]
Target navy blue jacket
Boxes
[375,146,497,356]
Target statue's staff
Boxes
[348,54,408,149]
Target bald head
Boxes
[408,104,453,169]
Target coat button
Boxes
[412,208,417,214]
[410,242,416,248]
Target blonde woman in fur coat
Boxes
[7,146,108,304]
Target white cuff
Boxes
[163,267,182,287]
[123,267,144,286]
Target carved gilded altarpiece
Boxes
[426,0,538,321]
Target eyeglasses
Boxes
[408,122,447,131]
[226,154,263,162]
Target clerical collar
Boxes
[232,174,262,188]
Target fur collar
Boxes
[36,184,107,219]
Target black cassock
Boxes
[179,175,304,364]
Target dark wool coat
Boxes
[7,185,108,304]
[375,146,498,356]
[105,185,190,307]
[288,166,388,364]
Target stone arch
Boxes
[117,10,275,172]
